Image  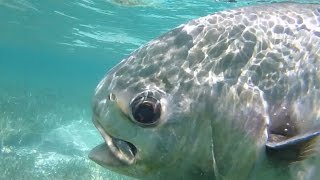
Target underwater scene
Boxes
[1,0,320,179]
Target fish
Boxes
[89,3,320,179]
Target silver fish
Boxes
[89,3,320,179]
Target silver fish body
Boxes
[89,3,320,179]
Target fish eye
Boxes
[130,92,161,126]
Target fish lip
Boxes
[90,114,137,166]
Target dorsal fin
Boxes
[266,130,320,162]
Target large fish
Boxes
[89,3,320,179]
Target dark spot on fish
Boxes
[115,66,127,76]
[273,25,284,34]
[243,17,250,26]
[314,31,320,38]
[139,63,158,77]
[208,16,217,24]
[159,26,183,40]
[229,25,245,38]
[284,28,294,36]
[316,8,320,15]
[162,77,174,91]
[208,40,228,58]
[174,31,193,48]
[197,25,205,32]
[296,15,303,24]
[257,40,268,51]
[268,21,275,28]
[297,24,310,31]
[281,15,295,24]
[248,14,257,21]
[242,30,257,42]
[273,39,281,45]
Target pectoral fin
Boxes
[266,130,320,162]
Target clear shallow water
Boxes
[0,0,318,179]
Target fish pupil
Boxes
[132,97,161,125]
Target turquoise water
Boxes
[0,0,318,179]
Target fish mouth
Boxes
[89,115,137,166]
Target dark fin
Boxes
[266,131,320,162]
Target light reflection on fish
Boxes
[89,3,320,179]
